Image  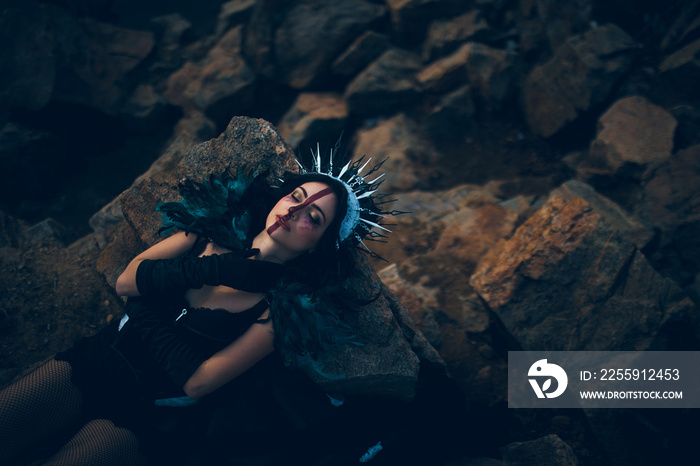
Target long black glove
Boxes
[135,251,284,296]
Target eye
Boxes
[308,212,321,225]
[291,190,302,202]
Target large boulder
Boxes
[522,24,638,138]
[470,194,698,351]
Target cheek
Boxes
[296,218,325,241]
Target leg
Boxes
[0,359,84,464]
[41,418,149,466]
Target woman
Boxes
[0,150,395,465]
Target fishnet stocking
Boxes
[0,359,148,465]
[41,418,148,466]
[0,359,84,464]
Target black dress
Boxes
[55,286,348,464]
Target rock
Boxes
[0,122,65,210]
[422,85,476,143]
[380,260,506,407]
[636,144,700,295]
[244,0,386,89]
[551,180,654,250]
[276,92,349,151]
[522,24,638,138]
[164,26,256,124]
[517,2,548,61]
[0,210,24,249]
[660,3,700,51]
[417,42,517,109]
[115,117,295,249]
[422,10,491,61]
[657,38,700,102]
[53,17,154,115]
[135,112,218,185]
[446,458,508,466]
[88,198,125,250]
[532,0,593,52]
[90,111,217,255]
[378,264,443,350]
[1,1,154,116]
[470,196,697,351]
[500,434,579,466]
[150,13,192,72]
[110,116,433,400]
[385,0,469,46]
[24,219,70,246]
[370,183,522,265]
[121,84,169,132]
[331,31,391,78]
[351,114,441,192]
[417,43,472,94]
[372,185,533,406]
[462,43,517,109]
[669,104,700,149]
[215,0,258,37]
[0,2,56,112]
[589,96,677,181]
[345,49,423,117]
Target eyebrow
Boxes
[297,186,328,223]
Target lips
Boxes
[275,214,290,231]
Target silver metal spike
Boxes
[357,157,372,175]
[315,143,322,172]
[367,173,385,184]
[360,217,392,232]
[338,160,351,179]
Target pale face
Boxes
[265,181,338,255]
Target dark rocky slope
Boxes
[2,0,700,464]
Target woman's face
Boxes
[265,181,338,255]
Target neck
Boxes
[251,231,300,264]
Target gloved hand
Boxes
[136,250,284,296]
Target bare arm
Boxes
[115,231,198,297]
[183,312,275,398]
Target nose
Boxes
[287,203,302,220]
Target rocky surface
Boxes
[2,0,700,465]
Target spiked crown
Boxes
[295,144,406,259]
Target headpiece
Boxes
[295,143,407,259]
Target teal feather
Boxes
[269,284,361,379]
[157,172,254,250]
